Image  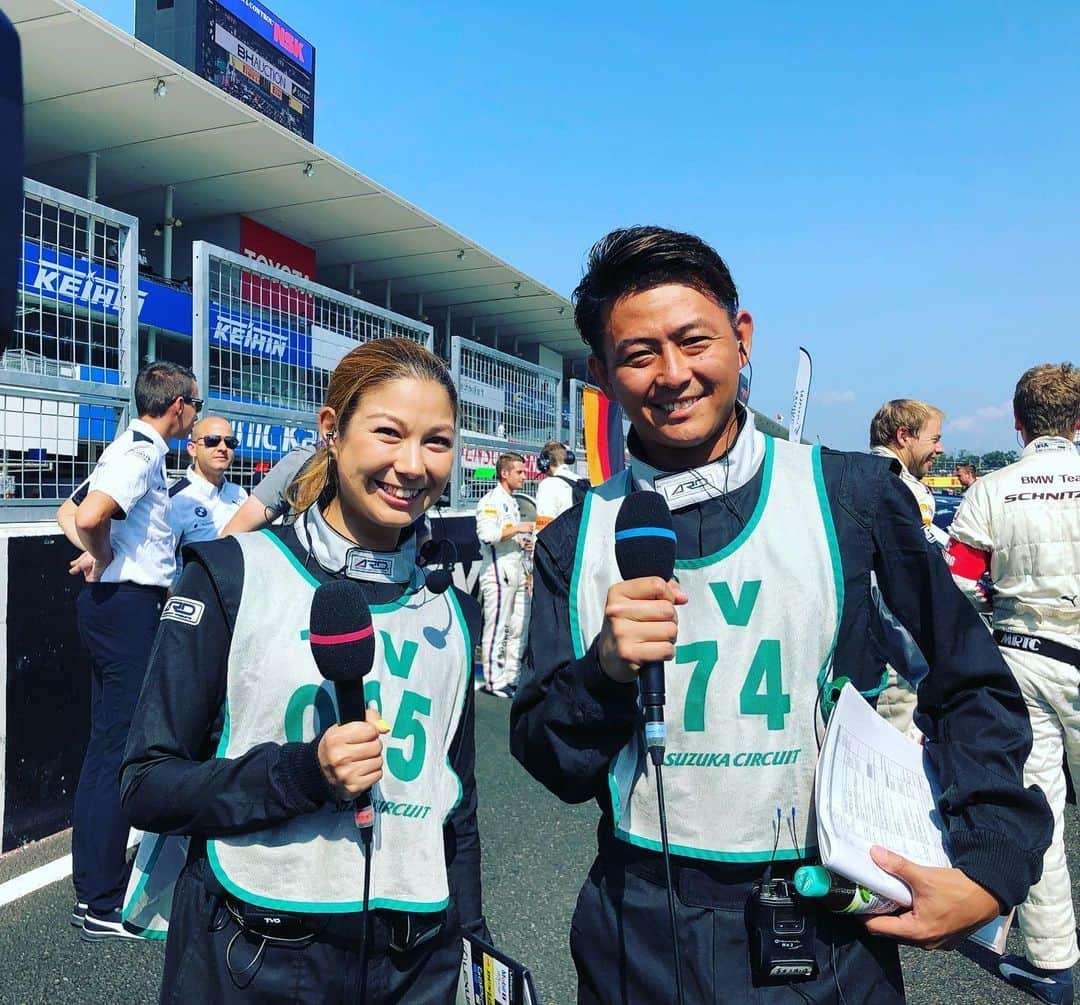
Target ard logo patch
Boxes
[161,596,205,626]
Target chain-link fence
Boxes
[449,336,562,509]
[0,180,138,519]
[190,242,433,488]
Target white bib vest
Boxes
[571,437,843,862]
[208,530,470,913]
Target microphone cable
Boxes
[651,750,686,1005]
[357,814,374,1002]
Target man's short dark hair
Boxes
[135,361,195,418]
[572,226,739,360]
[955,463,977,477]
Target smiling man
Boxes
[168,415,248,579]
[510,226,1051,1003]
[870,398,948,547]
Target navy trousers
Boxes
[571,853,906,1005]
[72,582,164,913]
[160,856,463,1004]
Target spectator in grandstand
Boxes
[475,452,533,697]
[121,338,487,1000]
[956,462,978,491]
[54,361,199,941]
[511,226,1050,1004]
[869,398,949,737]
[946,363,1080,1005]
[167,415,247,580]
[534,440,587,534]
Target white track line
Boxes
[0,831,141,909]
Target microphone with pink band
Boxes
[309,579,378,830]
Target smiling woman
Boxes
[118,338,489,1003]
[287,337,459,548]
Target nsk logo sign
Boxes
[211,316,289,358]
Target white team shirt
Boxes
[72,418,175,587]
[534,470,582,532]
[168,465,248,574]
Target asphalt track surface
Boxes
[0,695,1077,1004]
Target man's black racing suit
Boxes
[511,423,1051,1004]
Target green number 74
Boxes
[678,638,789,732]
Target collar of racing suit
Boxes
[1023,435,1077,457]
[294,503,417,584]
[627,405,766,512]
[869,445,932,502]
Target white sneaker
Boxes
[80,909,142,942]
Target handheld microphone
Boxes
[613,491,685,1005]
[309,580,378,829]
[613,492,677,766]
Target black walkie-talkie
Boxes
[748,877,817,982]
[748,807,817,984]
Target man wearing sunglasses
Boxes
[167,415,248,579]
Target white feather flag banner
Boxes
[789,347,812,443]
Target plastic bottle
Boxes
[793,866,900,916]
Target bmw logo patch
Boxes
[195,506,208,517]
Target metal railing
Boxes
[188,242,433,488]
[192,241,432,422]
[0,180,138,518]
[449,336,562,509]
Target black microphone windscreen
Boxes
[614,492,677,583]
[309,580,376,684]
[425,567,453,595]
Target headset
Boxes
[537,442,577,475]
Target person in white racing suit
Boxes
[946,362,1080,1005]
[474,452,534,697]
[869,398,948,738]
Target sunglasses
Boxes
[194,434,239,449]
[182,395,204,412]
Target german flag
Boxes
[582,386,626,485]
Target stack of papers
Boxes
[815,683,950,907]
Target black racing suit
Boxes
[511,431,1051,1004]
[121,524,486,1004]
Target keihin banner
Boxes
[208,303,311,368]
[197,0,315,141]
[20,239,191,334]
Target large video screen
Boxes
[196,0,315,142]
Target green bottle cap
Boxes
[793,866,831,898]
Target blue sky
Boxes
[79,1,1079,453]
